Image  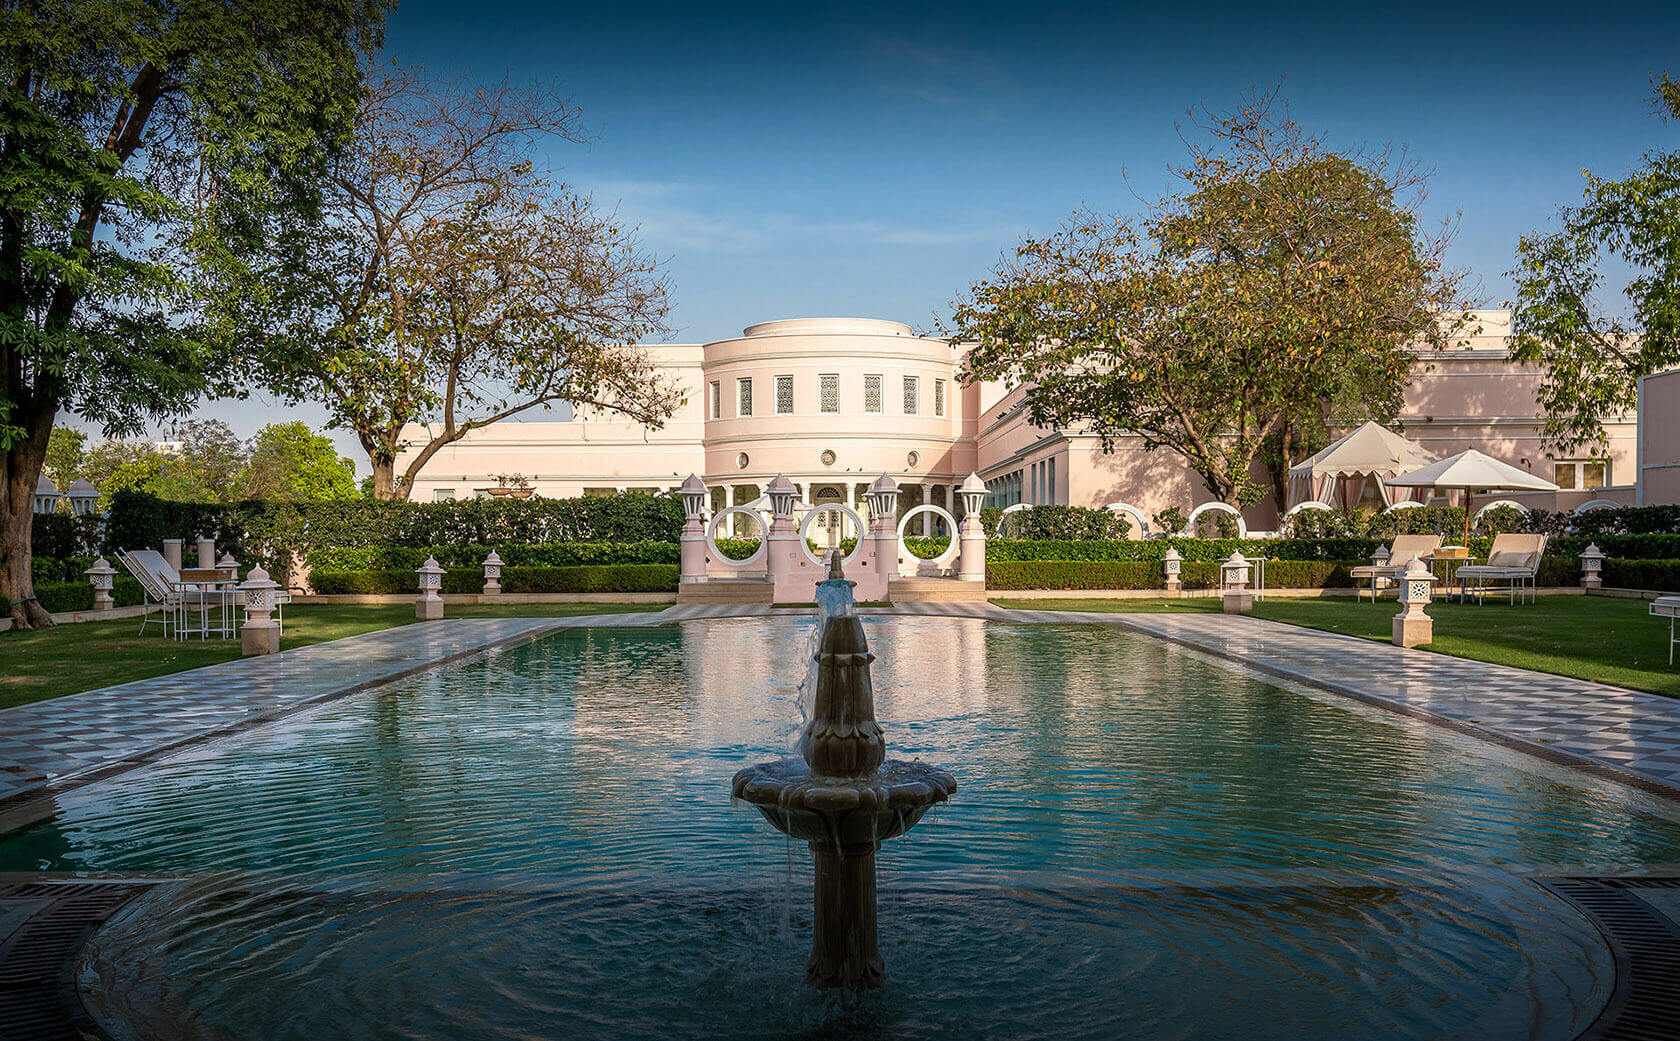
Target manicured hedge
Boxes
[986,538,1385,563]
[2,577,144,615]
[30,512,102,559]
[987,561,1162,590]
[307,541,681,571]
[309,564,679,595]
[1603,559,1680,593]
[103,490,686,576]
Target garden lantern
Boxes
[416,555,445,621]
[1370,543,1389,567]
[1579,543,1606,590]
[239,565,281,655]
[483,550,504,595]
[85,556,116,612]
[680,473,707,519]
[1162,546,1183,594]
[1392,555,1438,648]
[866,474,899,525]
[958,472,988,519]
[66,479,99,516]
[217,552,239,579]
[767,474,799,518]
[1221,551,1252,614]
[33,475,59,515]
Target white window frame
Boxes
[433,488,456,502]
[709,381,720,420]
[934,378,946,417]
[820,373,839,413]
[1554,458,1610,491]
[902,375,919,415]
[738,377,753,417]
[775,374,794,415]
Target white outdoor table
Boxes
[176,569,240,641]
[1651,596,1680,665]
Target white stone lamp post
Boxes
[1370,543,1390,567]
[240,565,281,655]
[958,472,988,583]
[1162,547,1183,595]
[1221,551,1253,613]
[217,552,239,579]
[1579,543,1606,590]
[33,475,59,515]
[483,550,504,595]
[85,556,116,611]
[1391,556,1438,648]
[416,555,445,620]
[679,474,708,584]
[66,479,99,516]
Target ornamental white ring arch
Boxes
[1103,502,1151,539]
[797,504,868,568]
[1282,500,1334,520]
[1472,499,1531,523]
[1573,498,1622,515]
[897,505,962,568]
[705,507,769,569]
[1182,501,1247,539]
[1383,500,1427,513]
[998,502,1032,537]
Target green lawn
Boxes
[1001,594,1680,698]
[0,602,661,710]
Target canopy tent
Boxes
[1383,449,1559,546]
[1286,422,1439,509]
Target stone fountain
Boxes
[731,554,957,989]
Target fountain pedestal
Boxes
[809,844,885,989]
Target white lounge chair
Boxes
[118,549,237,639]
[1349,535,1441,602]
[1454,534,1549,605]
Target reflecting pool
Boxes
[5,618,1677,1040]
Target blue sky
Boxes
[177,0,1680,458]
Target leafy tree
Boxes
[82,439,162,499]
[951,91,1468,508]
[244,421,359,500]
[43,427,86,489]
[1511,74,1680,453]
[78,420,247,503]
[242,70,681,501]
[0,0,383,628]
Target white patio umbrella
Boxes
[1382,449,1559,546]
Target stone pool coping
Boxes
[5,602,1680,835]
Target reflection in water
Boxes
[0,618,1675,1039]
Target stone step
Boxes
[676,580,776,605]
[888,578,988,602]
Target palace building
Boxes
[396,312,1636,533]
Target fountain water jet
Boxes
[731,553,957,989]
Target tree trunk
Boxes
[369,456,399,500]
[2,404,59,630]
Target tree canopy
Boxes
[1511,74,1680,453]
[244,421,359,501]
[0,0,384,627]
[951,91,1468,507]
[240,69,681,500]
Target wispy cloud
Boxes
[581,179,1020,255]
[852,33,1023,112]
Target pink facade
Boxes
[397,310,1648,531]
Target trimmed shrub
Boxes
[306,541,681,571]
[1603,559,1680,593]
[5,577,144,615]
[987,558,1365,591]
[309,564,678,595]
[986,561,1162,590]
[30,512,102,559]
[986,538,1384,563]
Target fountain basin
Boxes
[732,758,957,849]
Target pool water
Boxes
[7,617,1680,1040]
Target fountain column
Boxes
[809,844,886,988]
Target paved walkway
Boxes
[995,608,1680,798]
[0,612,662,811]
[5,604,1680,822]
